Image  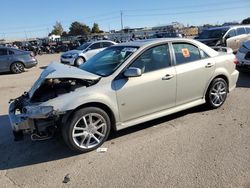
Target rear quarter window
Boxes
[245,27,250,34]
[236,28,246,35]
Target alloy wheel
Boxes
[72,113,107,149]
[209,80,227,107]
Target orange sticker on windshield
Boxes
[182,48,190,58]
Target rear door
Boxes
[85,42,102,59]
[235,27,248,50]
[225,29,238,51]
[0,48,11,71]
[172,42,215,106]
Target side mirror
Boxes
[123,67,142,78]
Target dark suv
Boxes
[0,47,37,74]
[195,25,250,53]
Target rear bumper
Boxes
[24,59,38,69]
[229,70,239,92]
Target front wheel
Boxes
[62,107,111,153]
[74,57,85,67]
[206,78,228,109]
[10,62,24,74]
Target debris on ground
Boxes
[96,147,108,153]
[63,174,70,184]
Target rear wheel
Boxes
[74,57,85,67]
[206,78,228,108]
[62,107,111,153]
[11,62,24,74]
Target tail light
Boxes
[30,52,35,57]
[233,57,239,65]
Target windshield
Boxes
[80,46,138,76]
[198,28,229,39]
[76,42,91,50]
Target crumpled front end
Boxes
[8,94,56,141]
[8,62,101,141]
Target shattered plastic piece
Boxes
[63,174,70,184]
[96,147,108,153]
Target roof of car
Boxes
[115,38,197,47]
[115,38,219,57]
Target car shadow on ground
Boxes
[40,66,47,69]
[236,71,250,88]
[0,105,210,171]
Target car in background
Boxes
[236,40,250,71]
[9,38,238,153]
[0,47,37,74]
[195,25,250,52]
[60,40,116,66]
[151,32,183,38]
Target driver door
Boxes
[114,44,176,122]
[85,42,102,59]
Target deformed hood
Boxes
[29,62,100,98]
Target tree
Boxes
[51,21,64,36]
[61,31,68,37]
[91,23,100,33]
[242,18,250,24]
[69,21,90,36]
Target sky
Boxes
[0,0,249,39]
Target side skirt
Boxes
[116,99,206,131]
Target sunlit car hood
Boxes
[29,62,100,98]
[63,50,83,55]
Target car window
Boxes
[225,29,236,38]
[245,27,250,34]
[236,28,246,35]
[80,46,138,76]
[0,49,8,56]
[173,43,201,65]
[130,44,171,73]
[102,42,114,48]
[200,50,210,59]
[8,50,15,55]
[89,42,101,50]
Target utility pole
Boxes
[120,10,124,31]
[24,30,28,41]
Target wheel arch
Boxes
[204,74,229,98]
[10,61,25,69]
[62,102,117,131]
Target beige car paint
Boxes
[9,38,239,132]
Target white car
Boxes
[60,40,116,66]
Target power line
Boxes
[122,0,248,12]
[125,5,249,17]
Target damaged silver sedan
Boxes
[9,38,239,153]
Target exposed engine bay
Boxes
[31,78,98,102]
[9,77,99,141]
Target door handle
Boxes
[205,63,214,68]
[162,74,174,80]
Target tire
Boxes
[62,107,111,153]
[10,62,24,74]
[206,78,228,109]
[74,57,85,67]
